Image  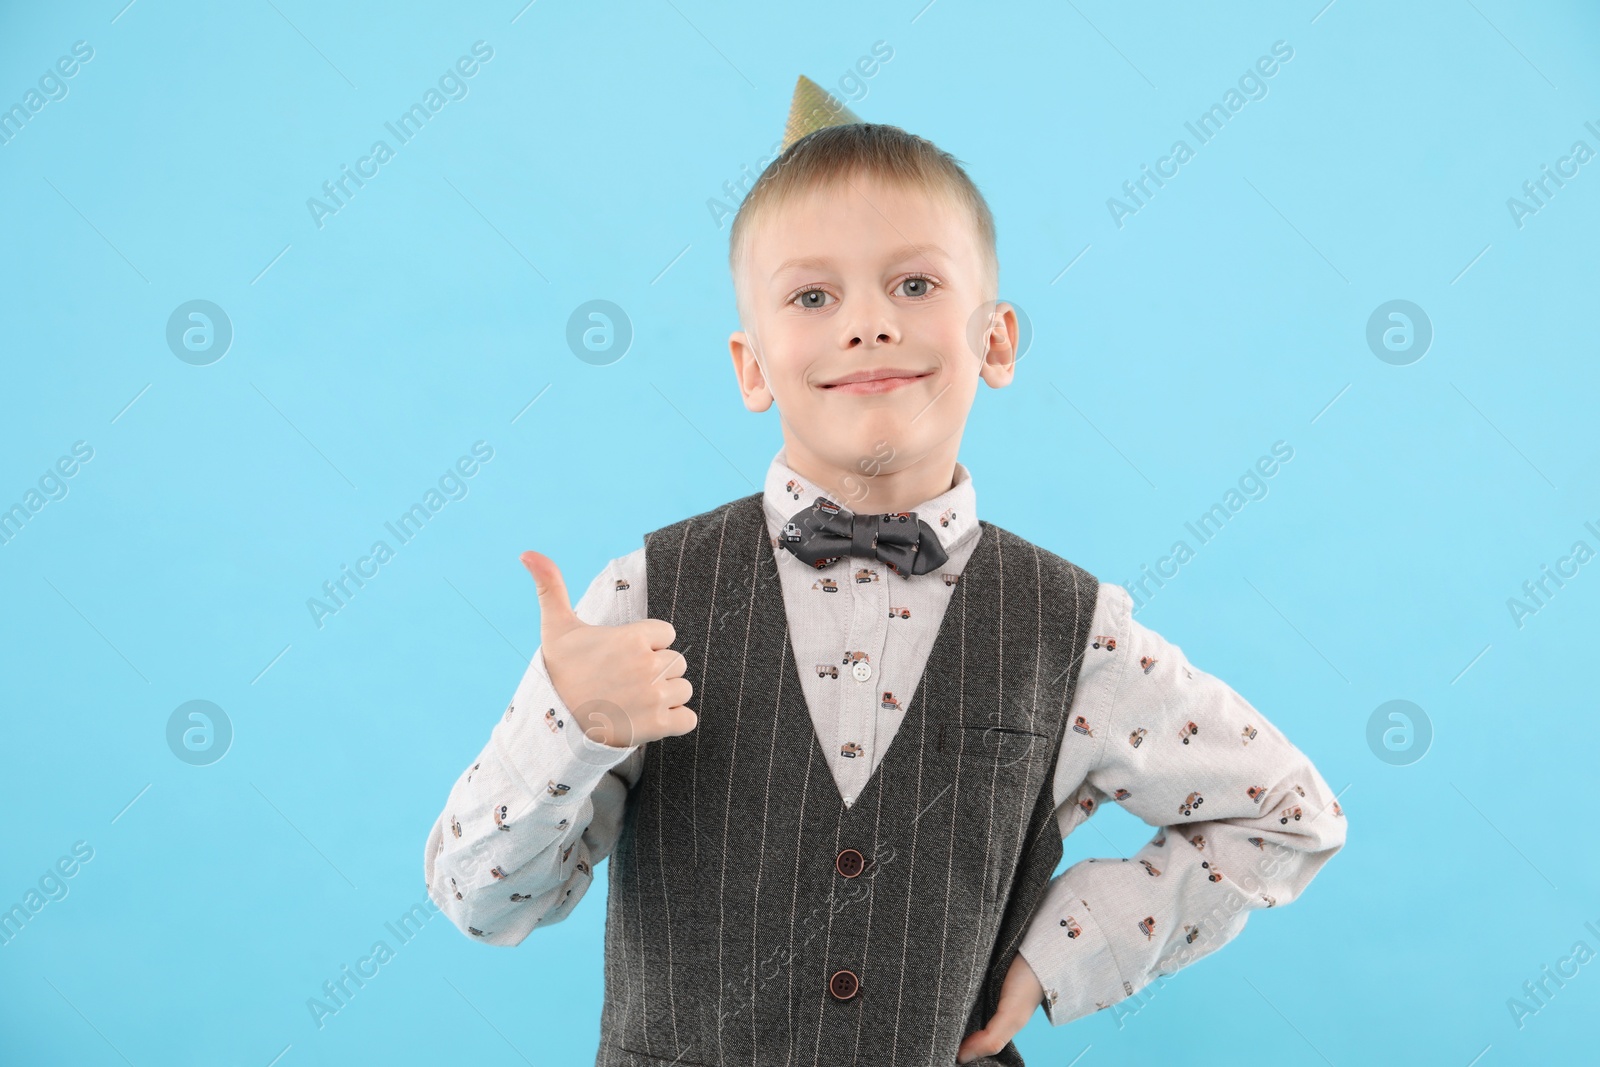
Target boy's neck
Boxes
[780,436,960,517]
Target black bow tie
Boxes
[777,497,949,578]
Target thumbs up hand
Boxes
[520,550,698,749]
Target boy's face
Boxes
[728,171,1019,507]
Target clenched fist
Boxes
[520,550,697,749]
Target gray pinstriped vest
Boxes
[596,491,1098,1067]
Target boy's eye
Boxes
[794,288,833,309]
[896,275,939,298]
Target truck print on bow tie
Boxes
[1092,634,1117,650]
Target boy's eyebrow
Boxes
[771,243,952,279]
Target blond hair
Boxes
[728,123,998,314]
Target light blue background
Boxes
[2,1,1597,1064]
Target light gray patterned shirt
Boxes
[424,446,1346,1026]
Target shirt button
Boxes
[836,848,865,878]
[828,968,860,1001]
[851,660,872,682]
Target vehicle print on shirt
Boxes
[490,865,508,880]
[813,577,839,593]
[1278,804,1303,825]
[1058,915,1082,938]
[560,842,574,863]
[1188,832,1206,851]
[880,691,900,710]
[510,892,537,902]
[1240,723,1258,744]
[545,709,564,733]
[467,761,480,782]
[1092,634,1117,650]
[1078,796,1096,816]
[1200,860,1223,883]
[1072,715,1094,736]
[1113,788,1133,802]
[1139,859,1161,877]
[1247,836,1267,850]
[504,701,515,722]
[468,926,488,937]
[842,650,871,666]
[1178,720,1199,744]
[1292,783,1306,797]
[449,877,463,900]
[785,478,805,500]
[1262,894,1277,908]
[816,663,839,678]
[854,567,879,584]
[1128,727,1147,748]
[493,804,512,831]
[614,578,630,591]
[840,742,863,759]
[1139,655,1158,674]
[1332,800,1344,818]
[1247,785,1267,803]
[889,605,910,619]
[450,816,461,838]
[942,573,960,586]
[1152,832,1167,847]
[1179,791,1204,816]
[547,779,570,798]
[938,507,957,528]
[1184,923,1202,944]
[1139,916,1157,940]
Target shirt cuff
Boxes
[495,645,638,805]
[1017,875,1131,1026]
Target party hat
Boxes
[782,74,864,152]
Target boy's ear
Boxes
[977,301,1020,389]
[729,327,774,412]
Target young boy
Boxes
[424,77,1346,1066]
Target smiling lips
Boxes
[819,368,934,395]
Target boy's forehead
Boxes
[745,177,977,278]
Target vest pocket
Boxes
[942,722,1049,766]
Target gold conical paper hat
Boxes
[782,74,864,152]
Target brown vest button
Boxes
[835,847,865,878]
[828,968,860,1001]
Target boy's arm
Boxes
[1015,582,1347,1025]
[423,547,649,946]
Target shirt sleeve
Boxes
[1015,581,1347,1025]
[424,546,651,946]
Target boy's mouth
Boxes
[818,367,934,395]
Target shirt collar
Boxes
[761,445,979,559]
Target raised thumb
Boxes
[521,550,582,639]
